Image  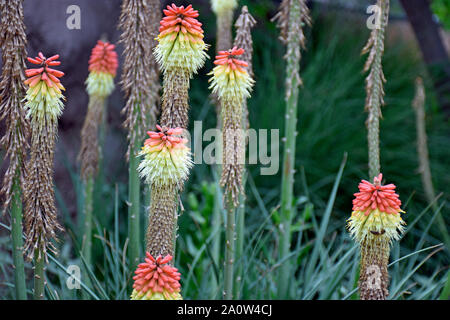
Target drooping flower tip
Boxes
[131,253,182,300]
[138,125,192,187]
[155,3,208,74]
[25,52,64,90]
[209,46,254,101]
[88,40,119,76]
[352,173,402,215]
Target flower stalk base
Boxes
[359,236,389,300]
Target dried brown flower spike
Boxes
[118,0,161,272]
[119,0,161,159]
[362,0,390,180]
[0,0,29,299]
[233,5,256,131]
[0,0,29,212]
[23,52,65,263]
[22,52,65,299]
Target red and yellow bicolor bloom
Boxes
[154,4,208,75]
[138,125,192,188]
[131,253,182,300]
[348,173,405,244]
[211,0,237,15]
[208,47,254,103]
[24,52,65,122]
[85,40,118,97]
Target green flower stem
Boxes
[234,171,247,299]
[128,138,141,274]
[278,0,302,299]
[366,0,389,180]
[34,248,45,300]
[81,176,94,299]
[82,177,94,264]
[210,175,222,299]
[224,200,236,300]
[96,99,107,226]
[412,78,450,250]
[11,173,27,300]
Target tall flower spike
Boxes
[210,0,237,136]
[230,6,257,299]
[79,40,118,180]
[138,125,192,259]
[85,40,118,98]
[119,0,161,274]
[347,173,405,300]
[362,0,389,180]
[23,52,65,263]
[272,0,311,299]
[233,6,256,131]
[78,41,119,285]
[209,47,254,207]
[0,0,30,299]
[131,253,182,300]
[0,0,30,210]
[139,4,205,288]
[155,4,208,75]
[119,0,160,159]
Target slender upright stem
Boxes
[81,176,94,299]
[11,173,27,300]
[96,99,107,226]
[278,0,303,298]
[412,78,450,249]
[234,172,246,299]
[82,177,94,265]
[128,138,141,273]
[211,4,235,295]
[34,249,45,300]
[364,0,389,180]
[210,176,222,299]
[224,200,236,300]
